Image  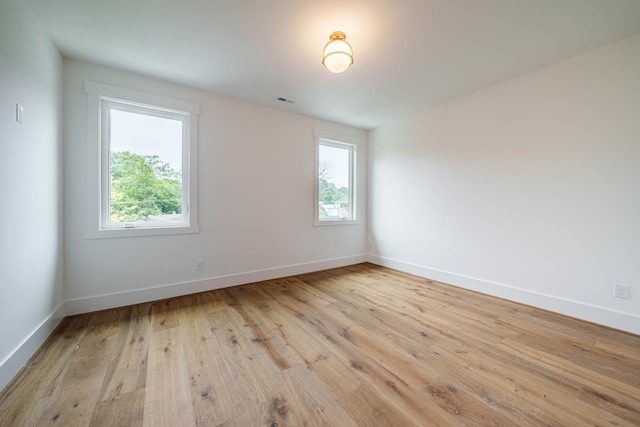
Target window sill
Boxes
[85,224,200,239]
[313,218,360,226]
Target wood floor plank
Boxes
[208,306,287,381]
[36,362,104,426]
[98,304,152,402]
[246,290,363,400]
[409,334,585,425]
[197,290,227,313]
[527,307,639,348]
[306,272,506,346]
[339,384,422,427]
[595,337,640,361]
[222,369,308,427]
[0,315,94,425]
[421,377,516,426]
[499,337,640,399]
[223,287,299,371]
[143,327,195,427]
[571,345,640,387]
[355,266,601,345]
[332,298,588,424]
[497,338,639,426]
[258,281,457,426]
[277,280,493,398]
[215,411,253,427]
[1,263,639,426]
[577,385,640,425]
[202,326,312,427]
[278,364,358,427]
[177,294,245,426]
[89,388,145,427]
[36,308,128,426]
[218,361,358,427]
[151,298,179,331]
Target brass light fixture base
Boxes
[329,31,346,41]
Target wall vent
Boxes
[276,97,295,104]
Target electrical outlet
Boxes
[614,284,630,299]
[196,260,204,271]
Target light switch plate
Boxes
[16,103,23,124]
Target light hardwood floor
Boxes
[1,263,639,426]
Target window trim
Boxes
[84,81,200,239]
[314,130,359,226]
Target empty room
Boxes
[1,0,639,425]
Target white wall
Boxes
[0,0,64,390]
[368,34,640,334]
[63,59,367,311]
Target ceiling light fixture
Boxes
[322,31,353,73]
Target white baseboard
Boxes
[366,254,640,336]
[0,302,66,393]
[66,254,367,315]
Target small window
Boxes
[314,132,357,225]
[85,82,199,238]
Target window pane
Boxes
[109,109,183,223]
[319,144,351,218]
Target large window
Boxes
[314,132,357,225]
[85,82,199,238]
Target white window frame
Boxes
[84,81,200,238]
[314,130,359,226]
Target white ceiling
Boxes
[25,0,640,130]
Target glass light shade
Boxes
[322,32,353,73]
